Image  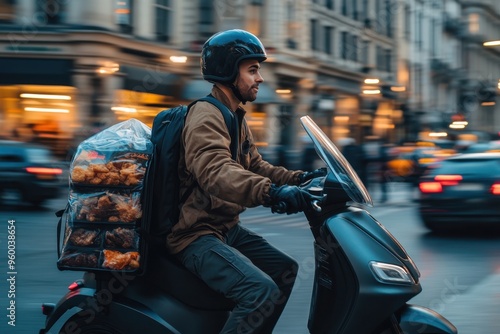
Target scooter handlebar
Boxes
[271,199,322,214]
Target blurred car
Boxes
[417,152,500,232]
[0,140,64,206]
[462,141,500,154]
[387,144,456,183]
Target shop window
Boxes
[155,0,172,42]
[1,85,77,157]
[35,0,67,25]
[0,0,16,23]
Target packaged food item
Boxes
[70,191,142,224]
[102,250,140,270]
[105,227,139,249]
[58,250,99,269]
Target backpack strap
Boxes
[55,203,69,258]
[189,95,239,161]
[179,96,239,208]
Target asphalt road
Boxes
[0,183,499,333]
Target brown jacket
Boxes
[166,86,302,254]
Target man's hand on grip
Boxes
[268,185,313,214]
[299,167,327,184]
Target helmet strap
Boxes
[229,83,247,105]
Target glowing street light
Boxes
[483,40,500,47]
[364,78,380,84]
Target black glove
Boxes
[299,167,327,184]
[268,185,312,214]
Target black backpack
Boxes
[142,95,238,240]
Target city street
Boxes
[0,183,499,333]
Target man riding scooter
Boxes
[167,28,324,333]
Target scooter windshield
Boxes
[300,116,373,207]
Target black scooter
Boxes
[40,116,457,334]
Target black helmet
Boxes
[201,29,267,84]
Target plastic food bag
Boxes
[70,119,152,187]
[57,119,152,273]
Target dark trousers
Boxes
[176,223,298,334]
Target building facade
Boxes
[0,0,499,161]
[460,0,500,138]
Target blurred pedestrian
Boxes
[378,140,392,203]
[301,133,317,171]
[340,138,368,186]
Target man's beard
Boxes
[239,84,258,102]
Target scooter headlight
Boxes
[370,261,415,285]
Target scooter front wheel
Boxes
[58,312,124,334]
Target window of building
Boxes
[155,0,172,42]
[341,0,348,16]
[375,0,382,33]
[325,0,334,10]
[311,19,319,51]
[286,1,298,49]
[351,35,358,61]
[361,40,370,66]
[324,26,333,55]
[35,0,67,25]
[384,48,391,72]
[341,31,348,59]
[416,11,423,50]
[362,0,369,21]
[352,0,358,20]
[430,18,436,57]
[199,0,215,39]
[415,64,422,104]
[115,0,133,34]
[247,2,262,36]
[468,13,480,34]
[384,0,392,37]
[376,45,382,70]
[0,0,16,22]
[404,5,411,40]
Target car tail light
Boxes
[25,167,63,180]
[25,167,63,175]
[434,174,463,186]
[419,174,464,193]
[490,183,500,195]
[419,181,443,193]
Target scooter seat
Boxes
[145,252,235,311]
